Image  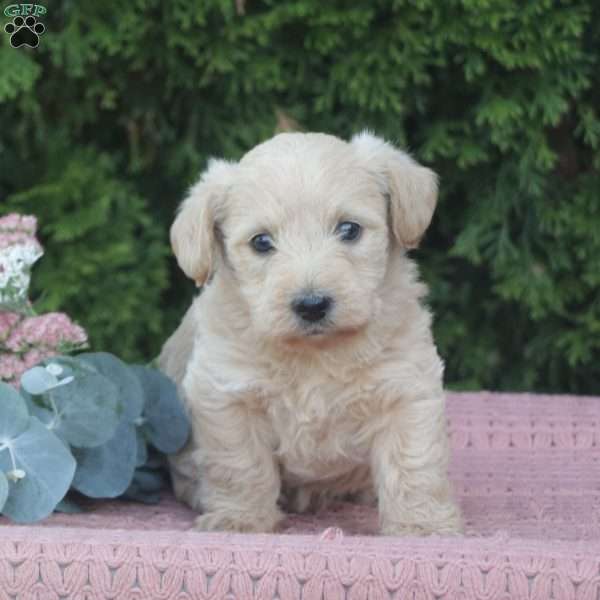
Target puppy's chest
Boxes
[266,378,372,481]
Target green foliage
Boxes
[0,383,76,522]
[26,362,121,447]
[1,0,599,392]
[2,149,168,361]
[131,365,190,454]
[0,354,189,522]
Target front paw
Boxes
[381,503,463,537]
[194,507,284,533]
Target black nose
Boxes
[292,293,333,323]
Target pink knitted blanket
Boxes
[1,392,599,599]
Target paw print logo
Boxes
[4,15,45,48]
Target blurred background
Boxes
[1,1,598,394]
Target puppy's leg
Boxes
[371,395,462,536]
[348,488,378,507]
[193,403,284,533]
[283,486,335,514]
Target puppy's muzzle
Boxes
[291,292,333,323]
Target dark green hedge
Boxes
[2,0,599,393]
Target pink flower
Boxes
[0,214,41,253]
[1,215,89,386]
[20,216,37,233]
[23,347,54,370]
[0,232,42,251]
[0,213,43,307]
[0,311,21,341]
[0,350,56,387]
[0,353,25,386]
[5,313,88,352]
[0,213,37,235]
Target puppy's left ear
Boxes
[351,131,438,249]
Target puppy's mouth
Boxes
[299,317,335,338]
[282,322,365,347]
[305,327,326,337]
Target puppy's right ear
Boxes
[170,159,236,286]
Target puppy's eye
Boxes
[250,233,275,254]
[335,221,361,242]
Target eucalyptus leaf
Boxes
[144,448,167,471]
[71,420,137,498]
[123,467,166,504]
[78,352,144,422]
[0,471,8,513]
[130,467,166,493]
[20,366,59,395]
[123,486,161,505]
[0,417,76,523]
[55,496,84,514]
[27,373,121,448]
[135,429,148,467]
[0,383,30,441]
[131,366,190,454]
[44,355,96,373]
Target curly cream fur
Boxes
[159,131,462,535]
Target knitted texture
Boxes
[1,392,599,599]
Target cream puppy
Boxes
[158,132,462,536]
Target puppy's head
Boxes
[171,132,437,346]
